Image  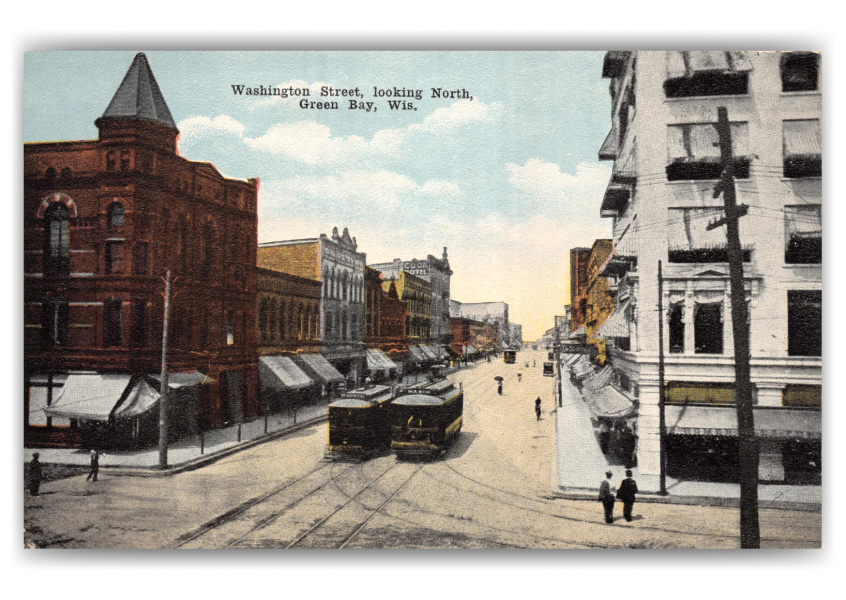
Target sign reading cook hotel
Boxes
[403,260,430,276]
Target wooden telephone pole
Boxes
[657,260,668,496]
[711,107,759,548]
[158,269,172,469]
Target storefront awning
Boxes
[563,353,582,366]
[570,325,586,339]
[294,354,344,384]
[259,356,314,391]
[366,348,398,373]
[666,405,821,439]
[150,370,213,388]
[584,385,635,419]
[114,377,161,419]
[463,344,477,356]
[419,345,438,360]
[44,373,135,421]
[583,366,616,392]
[595,301,630,339]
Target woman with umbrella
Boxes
[494,376,503,395]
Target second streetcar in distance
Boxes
[389,379,464,458]
[326,385,394,458]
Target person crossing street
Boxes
[535,397,542,421]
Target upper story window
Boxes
[42,298,68,349]
[664,51,751,98]
[787,290,821,357]
[104,299,123,347]
[108,202,125,228]
[667,207,752,263]
[60,167,71,179]
[226,311,235,346]
[119,151,130,172]
[133,242,149,274]
[781,52,819,92]
[43,202,70,278]
[45,167,57,181]
[666,122,750,181]
[106,151,116,171]
[784,205,821,264]
[105,242,124,274]
[694,301,723,354]
[783,119,821,178]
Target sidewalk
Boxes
[24,402,329,476]
[554,375,821,511]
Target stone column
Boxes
[637,383,662,476]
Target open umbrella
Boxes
[494,376,504,382]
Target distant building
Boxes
[450,300,510,348]
[568,248,592,337]
[383,271,432,345]
[585,239,614,363]
[24,53,259,448]
[378,280,409,363]
[258,227,366,385]
[369,247,453,345]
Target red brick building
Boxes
[569,247,592,335]
[378,280,409,363]
[24,53,259,448]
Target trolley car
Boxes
[326,385,394,458]
[503,350,517,364]
[389,379,464,458]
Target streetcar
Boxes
[543,362,555,377]
[389,379,464,458]
[503,350,517,364]
[326,385,394,458]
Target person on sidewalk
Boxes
[598,470,616,524]
[27,453,43,497]
[87,449,100,482]
[535,397,542,421]
[616,469,639,522]
[518,372,522,382]
[497,381,503,395]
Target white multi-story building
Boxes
[596,51,821,485]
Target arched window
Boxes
[278,300,286,339]
[269,300,278,340]
[258,299,269,342]
[106,151,116,171]
[43,202,70,277]
[108,202,125,228]
[60,167,72,179]
[201,222,215,279]
[342,272,348,300]
[341,312,348,341]
[298,306,305,340]
[178,217,190,275]
[45,167,56,181]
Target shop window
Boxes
[664,51,751,98]
[104,299,123,347]
[782,385,821,408]
[108,202,124,228]
[667,381,735,405]
[105,241,123,274]
[130,299,147,347]
[133,242,149,274]
[668,207,752,263]
[694,302,723,354]
[43,202,70,277]
[783,120,821,178]
[781,52,819,92]
[666,122,750,181]
[669,302,685,353]
[41,298,69,348]
[784,205,821,264]
[226,311,235,346]
[787,290,821,357]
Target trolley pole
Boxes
[554,319,562,407]
[158,269,172,469]
[657,260,668,496]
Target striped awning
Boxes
[44,373,134,421]
[294,354,344,384]
[595,301,630,339]
[570,325,586,339]
[259,356,314,391]
[584,385,635,419]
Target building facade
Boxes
[450,300,510,348]
[256,268,321,356]
[585,239,614,363]
[569,248,592,336]
[369,247,452,345]
[258,227,366,385]
[596,51,821,484]
[24,53,259,448]
[383,271,432,344]
[378,280,409,360]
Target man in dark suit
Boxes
[598,470,615,524]
[616,469,639,522]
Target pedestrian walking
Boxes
[616,469,639,522]
[27,453,43,497]
[533,359,536,367]
[518,372,522,382]
[534,397,542,421]
[598,470,616,524]
[87,449,100,482]
[497,381,503,395]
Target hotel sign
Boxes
[402,259,429,276]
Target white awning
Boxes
[582,366,616,392]
[598,126,618,160]
[666,51,752,78]
[666,405,821,439]
[584,385,635,419]
[294,354,344,384]
[113,377,160,419]
[44,373,134,421]
[259,356,314,391]
[595,301,631,339]
[419,345,438,360]
[569,324,586,339]
[150,371,213,388]
[783,119,822,158]
[667,122,749,163]
[366,348,398,372]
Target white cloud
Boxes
[410,99,504,135]
[505,159,611,201]
[177,115,245,143]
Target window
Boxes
[60,167,71,179]
[667,208,752,263]
[781,52,819,92]
[106,151,116,171]
[43,202,70,277]
[130,299,147,347]
[258,299,268,341]
[664,51,751,98]
[105,242,124,274]
[226,311,235,346]
[41,298,68,348]
[104,299,123,347]
[783,120,821,178]
[667,382,735,405]
[133,242,149,274]
[782,385,821,407]
[669,302,685,353]
[108,202,125,227]
[45,167,56,181]
[667,122,750,180]
[788,290,821,357]
[201,224,214,279]
[694,302,723,354]
[784,205,821,264]
[120,151,130,171]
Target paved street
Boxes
[24,351,820,549]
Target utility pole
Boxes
[711,106,759,548]
[158,269,172,469]
[657,260,668,496]
[554,318,562,407]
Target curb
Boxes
[551,488,821,512]
[91,415,328,478]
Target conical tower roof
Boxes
[99,53,177,130]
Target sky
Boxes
[24,51,614,341]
